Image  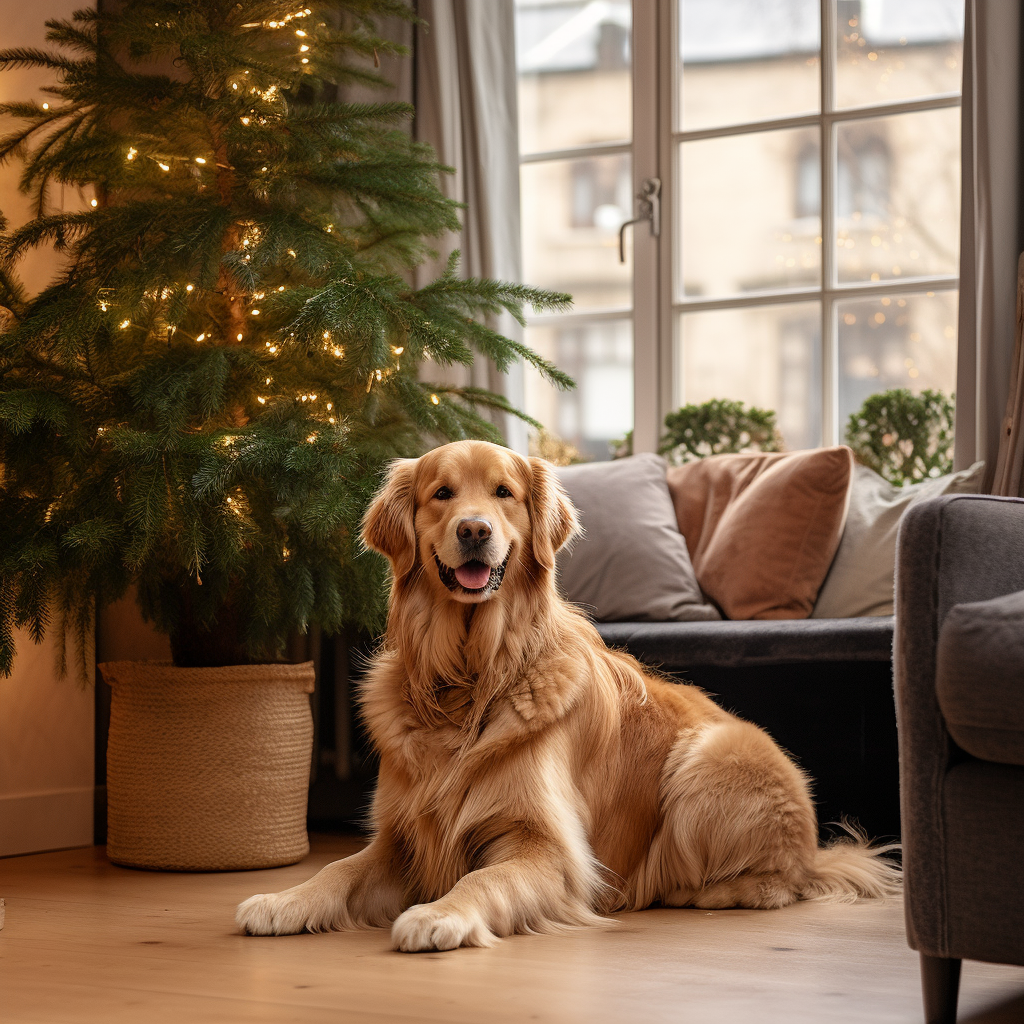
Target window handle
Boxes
[618,177,661,263]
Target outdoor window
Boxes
[515,0,964,457]
[516,0,634,461]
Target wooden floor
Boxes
[2,836,1024,1024]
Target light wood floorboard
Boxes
[2,836,1023,1023]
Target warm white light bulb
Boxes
[195,157,206,164]
[90,199,98,207]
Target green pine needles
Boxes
[0,1,572,675]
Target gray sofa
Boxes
[597,616,899,840]
[556,452,996,842]
[895,494,1024,1023]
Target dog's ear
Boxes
[528,457,581,571]
[362,458,419,577]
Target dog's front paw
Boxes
[236,889,326,936]
[391,903,496,952]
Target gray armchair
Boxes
[895,494,1024,1024]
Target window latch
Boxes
[618,177,661,263]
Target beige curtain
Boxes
[414,0,528,453]
[954,0,1024,490]
[991,254,1024,494]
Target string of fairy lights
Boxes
[67,0,447,526]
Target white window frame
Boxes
[520,1,962,454]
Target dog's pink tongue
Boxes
[454,562,491,590]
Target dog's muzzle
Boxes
[434,552,510,595]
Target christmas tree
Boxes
[0,1,571,674]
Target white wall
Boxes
[0,4,97,856]
[0,631,95,856]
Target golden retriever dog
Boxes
[237,440,898,951]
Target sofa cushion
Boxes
[666,447,853,620]
[812,461,986,619]
[936,589,1024,766]
[554,454,720,622]
[597,616,894,668]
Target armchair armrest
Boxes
[894,494,1024,954]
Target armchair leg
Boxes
[920,954,962,1024]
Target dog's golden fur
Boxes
[237,440,899,951]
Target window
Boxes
[516,0,963,457]
[516,0,634,460]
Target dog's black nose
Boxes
[457,518,492,543]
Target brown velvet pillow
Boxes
[665,447,854,620]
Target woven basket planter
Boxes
[99,660,315,872]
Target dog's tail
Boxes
[800,823,902,904]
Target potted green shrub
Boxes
[0,1,569,869]
[611,399,784,462]
[844,388,954,485]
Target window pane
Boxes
[679,0,819,131]
[521,154,633,312]
[835,0,964,109]
[524,320,633,461]
[680,129,821,299]
[677,302,822,451]
[835,108,960,284]
[516,0,632,154]
[838,290,958,435]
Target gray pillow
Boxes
[554,453,720,622]
[811,461,987,619]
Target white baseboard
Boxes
[0,788,94,857]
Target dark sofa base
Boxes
[668,659,900,842]
[596,618,900,842]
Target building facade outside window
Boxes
[515,0,963,458]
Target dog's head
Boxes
[362,440,579,604]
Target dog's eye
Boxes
[495,484,513,499]
[433,486,452,501]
